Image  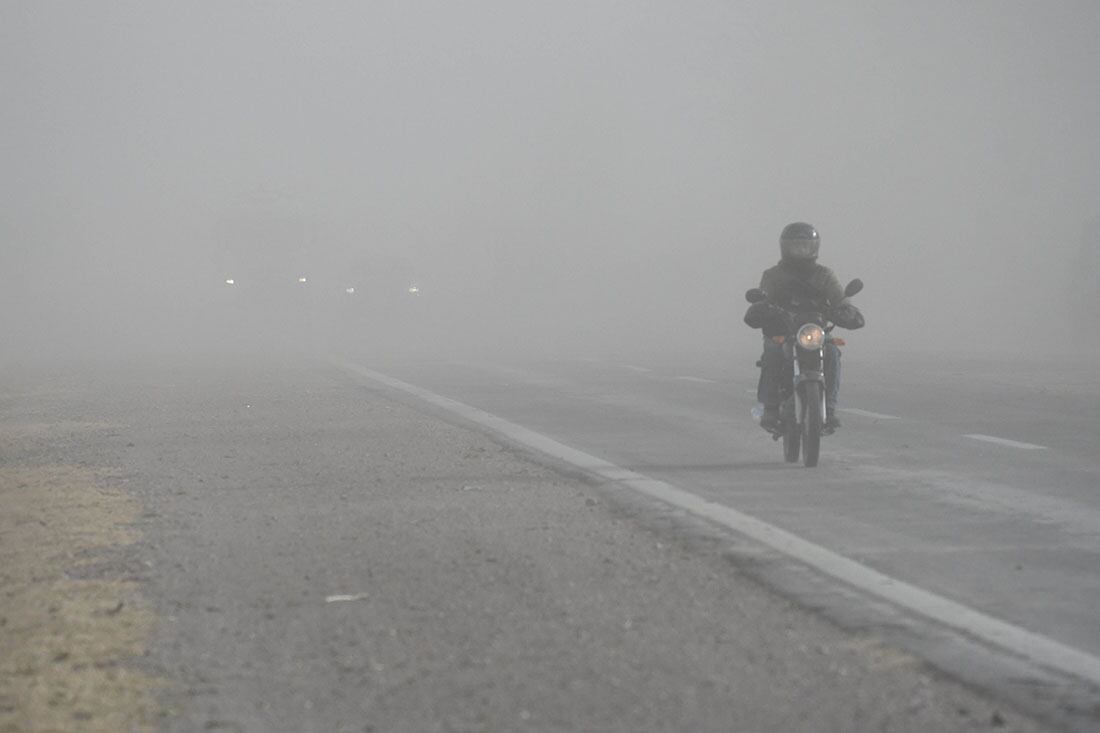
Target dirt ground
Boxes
[0,416,162,733]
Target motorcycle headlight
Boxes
[796,323,825,350]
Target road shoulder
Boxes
[0,401,164,732]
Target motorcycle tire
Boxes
[782,402,800,462]
[802,382,823,467]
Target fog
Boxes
[5,1,1100,365]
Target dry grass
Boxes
[0,426,161,733]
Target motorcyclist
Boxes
[747,222,862,433]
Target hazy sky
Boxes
[4,1,1100,356]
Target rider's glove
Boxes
[744,302,792,335]
[829,303,865,330]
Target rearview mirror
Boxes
[843,279,863,298]
[745,288,766,303]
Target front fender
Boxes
[794,370,824,386]
[794,372,826,427]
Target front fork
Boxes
[788,342,826,427]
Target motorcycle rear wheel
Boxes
[802,382,823,467]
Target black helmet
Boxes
[780,222,820,261]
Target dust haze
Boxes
[5,1,1100,366]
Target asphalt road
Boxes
[341,343,1100,729]
[4,346,1097,732]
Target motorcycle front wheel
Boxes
[782,400,800,462]
[801,382,823,467]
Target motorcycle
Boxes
[744,278,863,467]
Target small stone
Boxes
[990,711,1006,727]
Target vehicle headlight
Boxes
[796,323,825,350]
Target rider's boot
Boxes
[760,405,781,431]
[824,409,841,434]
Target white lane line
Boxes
[840,408,901,420]
[744,388,757,395]
[964,434,1048,451]
[621,364,651,373]
[331,356,1100,688]
[325,593,369,603]
[675,376,717,384]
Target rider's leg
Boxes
[757,337,785,406]
[825,342,842,427]
[757,337,785,428]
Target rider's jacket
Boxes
[759,259,846,310]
